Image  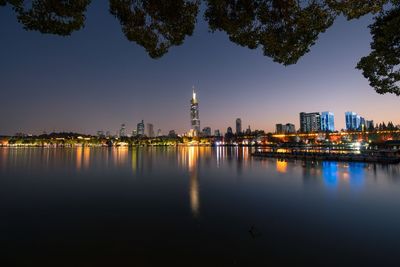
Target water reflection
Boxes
[183,147,200,218]
[302,161,366,189]
[276,160,288,173]
[322,162,338,188]
[2,146,400,190]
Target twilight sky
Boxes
[0,2,399,136]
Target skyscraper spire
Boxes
[192,86,196,101]
[190,86,200,136]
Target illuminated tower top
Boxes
[191,87,198,104]
[190,86,200,135]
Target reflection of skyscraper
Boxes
[137,120,145,136]
[190,87,200,136]
[236,118,242,135]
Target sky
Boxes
[0,2,399,136]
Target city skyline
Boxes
[0,2,399,135]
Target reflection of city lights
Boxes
[76,146,83,171]
[83,147,90,168]
[184,147,200,217]
[190,171,199,218]
[113,147,128,166]
[276,160,287,173]
[131,148,137,173]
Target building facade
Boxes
[276,123,296,134]
[236,118,242,135]
[300,112,321,133]
[147,123,154,138]
[190,88,200,136]
[345,112,360,131]
[119,123,126,137]
[137,120,145,136]
[321,112,335,132]
[286,123,296,133]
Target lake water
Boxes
[2,147,400,266]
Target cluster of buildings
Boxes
[275,111,374,134]
[188,89,254,138]
[345,112,374,131]
[95,89,389,141]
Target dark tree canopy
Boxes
[357,6,400,95]
[1,0,400,95]
[109,0,199,58]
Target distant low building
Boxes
[202,127,211,137]
[137,120,145,136]
[236,118,242,135]
[245,125,251,135]
[119,124,126,137]
[276,123,296,134]
[168,130,177,138]
[285,123,296,133]
[366,120,374,131]
[147,123,154,138]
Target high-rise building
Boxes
[119,123,126,137]
[236,118,242,135]
[202,127,211,137]
[366,120,374,131]
[285,123,296,133]
[321,112,335,132]
[214,129,221,137]
[360,117,366,131]
[345,112,361,131]
[137,120,145,136]
[190,88,200,136]
[146,123,154,138]
[276,124,285,134]
[132,129,137,136]
[300,112,321,133]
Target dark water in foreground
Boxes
[1,147,400,266]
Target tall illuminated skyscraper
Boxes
[236,118,242,135]
[137,120,145,136]
[321,112,335,132]
[190,87,200,136]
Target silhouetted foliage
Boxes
[1,0,399,95]
[356,5,400,96]
[205,0,336,65]
[3,0,91,35]
[109,0,199,58]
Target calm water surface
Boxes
[1,147,400,266]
